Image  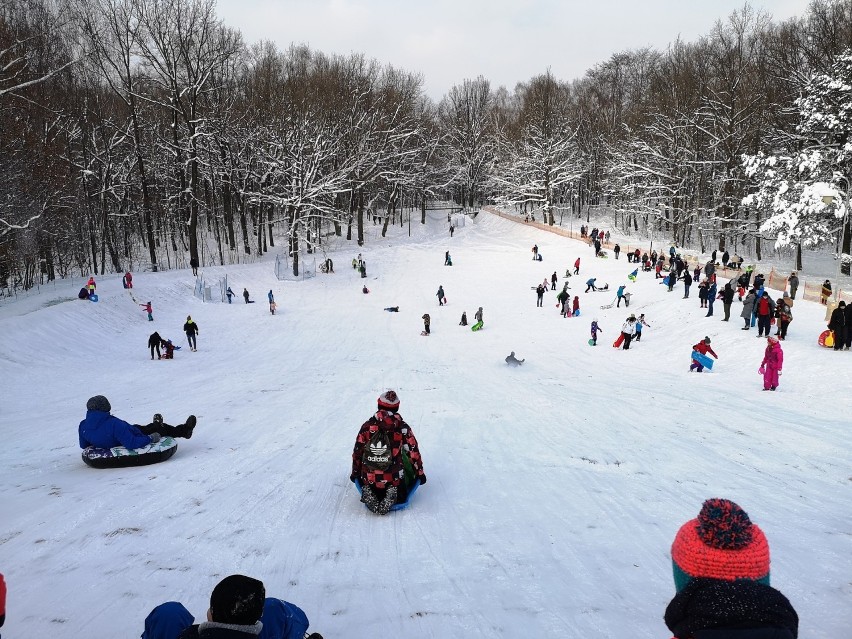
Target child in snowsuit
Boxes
[459,311,467,326]
[421,313,430,335]
[590,319,602,345]
[572,296,580,316]
[350,390,426,515]
[759,336,783,391]
[140,301,153,321]
[161,339,176,359]
[634,314,650,341]
[690,337,718,372]
[505,351,525,366]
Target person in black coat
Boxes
[722,250,730,267]
[754,273,765,290]
[828,301,847,351]
[682,270,693,298]
[148,332,162,360]
[845,301,852,349]
[721,280,735,321]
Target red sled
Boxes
[613,333,625,348]
[818,329,834,348]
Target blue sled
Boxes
[691,350,714,370]
[355,478,420,511]
[89,293,99,302]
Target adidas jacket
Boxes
[350,410,425,489]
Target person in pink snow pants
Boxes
[759,335,783,391]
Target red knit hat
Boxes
[377,390,400,411]
[671,498,770,592]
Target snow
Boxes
[1,210,850,638]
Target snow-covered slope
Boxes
[1,211,849,638]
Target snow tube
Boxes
[818,329,834,348]
[355,478,420,512]
[82,437,178,469]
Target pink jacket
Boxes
[761,342,783,371]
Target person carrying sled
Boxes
[140,301,153,321]
[183,316,199,351]
[437,285,445,306]
[421,313,431,335]
[590,319,602,345]
[472,307,484,330]
[148,332,163,360]
[759,336,783,391]
[619,315,637,350]
[689,337,718,373]
[350,390,426,515]
[79,395,196,450]
[585,277,597,293]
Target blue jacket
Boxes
[78,410,152,449]
[143,602,194,639]
[259,598,310,639]
[616,286,625,297]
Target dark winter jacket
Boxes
[183,320,199,336]
[844,303,852,326]
[178,621,262,638]
[78,410,153,450]
[665,578,798,639]
[350,410,425,489]
[828,306,846,330]
[754,274,766,289]
[437,286,444,300]
[683,272,693,286]
[698,283,709,300]
[721,283,735,304]
[148,332,162,348]
[536,284,545,298]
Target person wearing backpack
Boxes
[350,390,426,515]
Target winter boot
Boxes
[179,415,196,439]
[377,486,398,515]
[360,485,380,513]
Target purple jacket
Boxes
[78,410,152,449]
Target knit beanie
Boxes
[377,390,400,411]
[86,395,111,413]
[209,575,265,625]
[671,498,770,592]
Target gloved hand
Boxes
[758,366,765,375]
[149,433,161,444]
[419,475,427,485]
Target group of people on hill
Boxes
[146,316,200,358]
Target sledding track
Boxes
[0,212,850,638]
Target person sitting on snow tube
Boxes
[350,390,426,515]
[79,395,196,467]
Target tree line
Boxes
[2,0,852,290]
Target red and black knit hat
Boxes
[671,498,770,592]
[377,390,400,411]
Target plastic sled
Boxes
[82,437,178,469]
[573,309,580,316]
[613,333,625,348]
[89,294,99,302]
[691,351,714,370]
[818,330,834,348]
[355,478,420,512]
[588,338,596,346]
[471,321,483,331]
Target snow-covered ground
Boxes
[1,210,849,638]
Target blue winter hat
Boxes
[86,395,111,412]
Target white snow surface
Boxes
[1,210,850,638]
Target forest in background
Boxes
[2,0,852,291]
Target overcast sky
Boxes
[214,0,811,100]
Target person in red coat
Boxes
[350,390,426,515]
[690,336,718,373]
[759,335,783,391]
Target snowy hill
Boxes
[1,211,849,638]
